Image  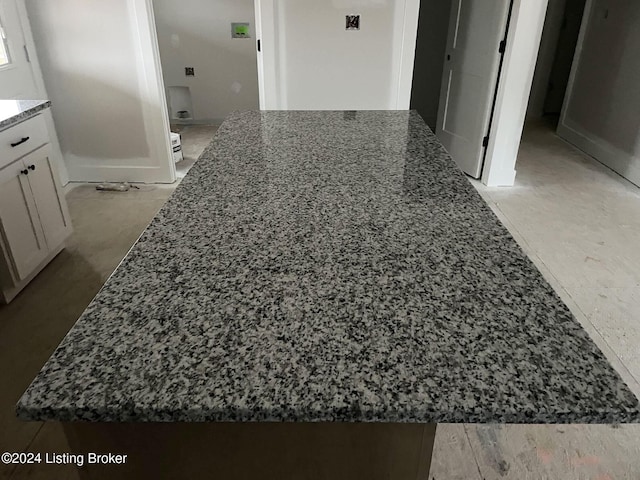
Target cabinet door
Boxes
[0,159,48,280]
[23,146,72,250]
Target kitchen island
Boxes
[18,111,640,478]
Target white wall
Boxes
[559,0,640,186]
[410,0,451,129]
[25,0,175,183]
[261,0,418,110]
[153,0,259,123]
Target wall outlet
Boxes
[185,67,195,77]
[346,15,360,30]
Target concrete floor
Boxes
[430,122,640,479]
[1,122,640,479]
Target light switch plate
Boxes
[231,23,250,38]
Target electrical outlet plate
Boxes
[346,15,360,30]
[231,23,250,38]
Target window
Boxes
[0,19,11,67]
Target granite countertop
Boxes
[17,111,640,424]
[0,99,50,130]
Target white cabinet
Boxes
[0,154,48,279]
[24,146,72,251]
[0,113,72,302]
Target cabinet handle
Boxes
[21,169,29,175]
[28,164,35,171]
[11,136,30,147]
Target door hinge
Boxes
[23,45,30,63]
[499,40,506,54]
[482,136,489,147]
[257,39,261,52]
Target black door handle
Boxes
[21,169,29,175]
[28,164,35,171]
[11,136,30,147]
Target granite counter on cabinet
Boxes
[17,111,640,424]
[0,99,51,130]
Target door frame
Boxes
[14,0,71,185]
[481,0,549,186]
[139,0,550,186]
[435,0,514,179]
[12,0,46,97]
[254,0,277,110]
[254,0,420,110]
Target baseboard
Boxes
[65,154,176,184]
[557,120,640,187]
[171,118,225,126]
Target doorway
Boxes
[527,0,587,128]
[410,0,514,180]
[409,0,451,131]
[151,0,260,177]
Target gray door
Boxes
[436,0,512,178]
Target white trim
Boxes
[558,120,640,187]
[481,0,549,187]
[254,0,278,110]
[15,0,70,185]
[171,118,224,126]
[14,0,46,97]
[129,0,175,184]
[395,0,420,109]
[64,155,178,184]
[254,0,265,109]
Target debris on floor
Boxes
[95,182,139,192]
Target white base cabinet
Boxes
[0,113,72,303]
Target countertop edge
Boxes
[0,99,51,131]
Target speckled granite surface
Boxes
[17,111,640,424]
[0,99,50,130]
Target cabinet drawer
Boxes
[0,114,49,169]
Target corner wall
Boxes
[25,0,174,184]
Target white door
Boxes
[254,0,419,110]
[0,0,40,98]
[0,158,48,280]
[436,0,511,178]
[23,145,72,250]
